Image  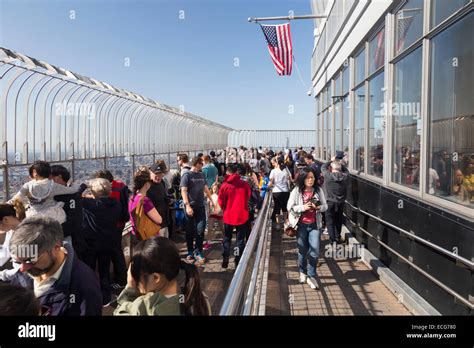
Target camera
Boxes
[310,198,321,207]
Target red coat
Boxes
[218,174,251,226]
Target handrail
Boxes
[344,200,474,269]
[243,192,272,315]
[345,217,474,310]
[219,190,273,315]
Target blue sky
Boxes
[0,0,316,130]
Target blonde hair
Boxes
[89,178,111,198]
[211,181,221,194]
[11,198,26,221]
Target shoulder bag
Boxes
[132,195,161,240]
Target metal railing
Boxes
[228,130,316,149]
[344,200,473,269]
[0,46,233,201]
[219,190,273,315]
[344,201,474,309]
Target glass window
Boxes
[431,0,469,28]
[354,85,366,172]
[369,27,385,74]
[428,13,474,208]
[315,113,320,159]
[394,0,424,56]
[342,96,350,162]
[322,110,327,160]
[392,47,422,189]
[354,48,366,86]
[335,102,342,154]
[327,109,332,159]
[321,89,326,110]
[342,66,350,95]
[335,73,341,97]
[327,82,332,107]
[368,72,385,178]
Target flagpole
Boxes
[248,14,326,22]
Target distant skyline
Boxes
[0,0,316,130]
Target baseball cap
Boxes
[335,151,344,160]
[150,163,165,173]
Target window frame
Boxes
[313,0,473,219]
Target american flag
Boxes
[260,23,292,76]
[373,28,385,70]
[396,10,417,53]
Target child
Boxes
[206,181,223,246]
[114,237,211,315]
[10,161,80,224]
[258,168,270,199]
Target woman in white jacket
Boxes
[287,166,327,290]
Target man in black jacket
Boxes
[51,165,88,262]
[321,152,349,244]
[8,216,102,315]
[147,162,170,237]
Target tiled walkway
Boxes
[265,228,411,316]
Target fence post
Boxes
[2,161,9,202]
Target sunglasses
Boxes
[12,250,49,265]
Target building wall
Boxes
[311,0,474,315]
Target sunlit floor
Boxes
[266,230,411,316]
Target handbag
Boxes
[131,195,161,241]
[284,208,301,238]
[284,167,295,191]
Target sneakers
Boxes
[194,253,206,265]
[185,254,195,263]
[322,228,329,235]
[299,273,307,284]
[222,258,229,269]
[203,241,211,251]
[306,277,319,290]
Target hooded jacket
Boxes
[13,179,80,210]
[218,174,251,226]
[321,161,349,203]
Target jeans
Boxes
[222,223,248,263]
[297,222,320,278]
[325,201,345,243]
[184,206,206,255]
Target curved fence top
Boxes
[0,46,233,165]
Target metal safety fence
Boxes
[0,47,233,201]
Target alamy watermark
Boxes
[1,243,39,261]
[54,101,96,119]
[324,243,364,260]
[377,101,421,118]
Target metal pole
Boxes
[248,14,326,22]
